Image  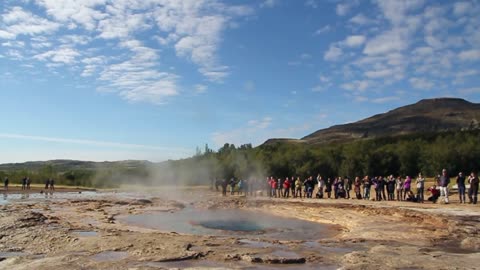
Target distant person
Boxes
[316,175,325,199]
[26,177,31,190]
[294,177,302,198]
[304,176,314,198]
[270,177,277,197]
[3,177,9,191]
[386,176,396,201]
[229,178,236,195]
[344,177,352,199]
[22,177,27,190]
[403,176,412,201]
[333,177,341,199]
[374,176,384,201]
[325,178,332,199]
[438,169,450,204]
[416,173,425,203]
[221,179,227,196]
[277,177,283,198]
[396,177,404,201]
[427,185,440,203]
[290,176,295,197]
[283,178,290,198]
[45,178,50,190]
[354,177,362,199]
[49,178,55,191]
[468,172,479,204]
[456,172,466,204]
[363,176,371,200]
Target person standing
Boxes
[21,177,27,190]
[49,178,55,191]
[396,177,404,201]
[416,173,425,203]
[45,178,50,190]
[354,177,362,199]
[325,178,333,199]
[344,177,352,199]
[26,177,31,190]
[283,178,290,198]
[3,177,9,191]
[456,172,466,204]
[363,176,371,200]
[468,172,479,204]
[295,177,302,198]
[387,176,396,201]
[403,176,412,201]
[438,169,450,204]
[316,175,325,199]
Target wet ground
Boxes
[0,187,479,269]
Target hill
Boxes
[301,98,480,144]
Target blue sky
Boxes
[0,0,479,163]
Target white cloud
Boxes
[371,96,400,104]
[409,77,434,90]
[3,6,60,37]
[0,30,15,39]
[453,2,472,16]
[458,49,480,61]
[374,0,425,26]
[336,4,350,16]
[458,87,480,95]
[314,25,331,35]
[365,69,395,78]
[344,35,366,47]
[341,80,370,91]
[261,0,277,8]
[194,84,208,94]
[349,13,373,25]
[363,28,409,55]
[33,47,80,64]
[324,45,342,61]
[305,0,318,9]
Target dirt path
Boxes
[0,189,479,269]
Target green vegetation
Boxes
[1,131,479,188]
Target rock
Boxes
[460,237,480,251]
[239,254,306,264]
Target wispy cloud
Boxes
[0,133,190,153]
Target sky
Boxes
[0,0,479,163]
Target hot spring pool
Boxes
[119,208,336,240]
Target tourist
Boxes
[325,178,332,199]
[277,177,283,198]
[3,177,8,191]
[283,177,290,198]
[363,176,371,200]
[266,177,272,197]
[237,179,244,196]
[396,176,404,201]
[354,177,362,199]
[22,177,27,190]
[270,177,277,197]
[344,177,352,199]
[295,177,302,198]
[290,176,295,197]
[230,178,236,195]
[316,175,325,199]
[381,176,387,201]
[468,172,479,204]
[49,178,55,191]
[26,177,31,190]
[387,175,396,201]
[333,177,340,199]
[403,176,412,201]
[336,179,345,199]
[45,178,50,190]
[375,176,384,201]
[221,179,228,196]
[304,176,314,198]
[438,169,450,204]
[427,185,440,203]
[456,172,466,204]
[416,173,425,203]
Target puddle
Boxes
[239,239,275,248]
[90,251,128,262]
[143,259,336,270]
[303,241,357,253]
[119,209,336,241]
[71,230,98,237]
[268,250,300,258]
[0,252,28,258]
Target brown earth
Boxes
[0,188,479,270]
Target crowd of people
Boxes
[3,177,56,191]
[214,169,479,205]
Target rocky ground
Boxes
[0,188,479,270]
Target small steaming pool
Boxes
[119,208,336,240]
